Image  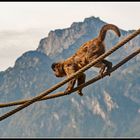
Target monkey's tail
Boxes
[98,24,121,42]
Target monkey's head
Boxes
[51,61,66,77]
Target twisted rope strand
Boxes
[0,48,139,108]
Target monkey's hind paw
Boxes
[108,73,111,77]
[106,69,111,77]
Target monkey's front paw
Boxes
[77,91,83,96]
[64,88,72,95]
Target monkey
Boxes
[51,24,121,96]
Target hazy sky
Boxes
[0,2,140,71]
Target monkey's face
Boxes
[51,62,66,77]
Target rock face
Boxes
[37,17,106,57]
[37,16,140,62]
[0,16,140,137]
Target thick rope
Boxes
[0,48,140,108]
[0,28,140,121]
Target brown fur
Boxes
[51,24,121,96]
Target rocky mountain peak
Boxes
[36,16,106,57]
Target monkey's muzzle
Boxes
[51,63,57,71]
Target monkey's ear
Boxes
[51,63,57,70]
